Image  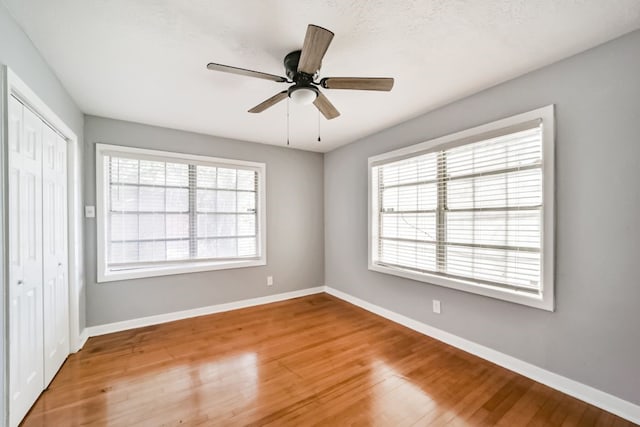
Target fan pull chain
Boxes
[317,109,321,143]
[286,98,290,146]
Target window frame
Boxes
[96,143,267,283]
[368,105,555,311]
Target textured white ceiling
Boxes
[4,1,640,152]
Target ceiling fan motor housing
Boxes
[284,50,319,104]
[284,50,317,83]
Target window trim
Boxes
[368,105,555,311]
[96,143,267,283]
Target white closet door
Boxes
[8,96,45,427]
[42,125,69,386]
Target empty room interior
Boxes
[1,1,640,426]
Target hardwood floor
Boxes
[21,294,635,426]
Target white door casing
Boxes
[8,96,45,427]
[42,124,69,386]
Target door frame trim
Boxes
[0,63,8,427]
[1,66,83,425]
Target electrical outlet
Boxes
[432,299,441,314]
[267,276,273,286]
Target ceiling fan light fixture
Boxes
[289,86,318,105]
[208,24,393,121]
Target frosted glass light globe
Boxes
[289,87,317,105]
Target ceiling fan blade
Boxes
[313,92,340,120]
[320,77,394,91]
[207,63,287,83]
[248,91,288,113]
[298,25,334,75]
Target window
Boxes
[369,106,554,310]
[96,144,266,282]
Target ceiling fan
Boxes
[206,24,394,120]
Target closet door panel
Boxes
[7,96,23,426]
[42,126,69,386]
[8,98,45,427]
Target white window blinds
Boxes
[104,152,260,270]
[372,123,544,293]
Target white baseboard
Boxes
[85,286,324,339]
[75,329,89,352]
[324,286,640,425]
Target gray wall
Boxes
[325,30,640,405]
[1,3,85,423]
[0,3,83,134]
[84,116,324,326]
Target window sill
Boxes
[98,258,266,283]
[368,263,554,311]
